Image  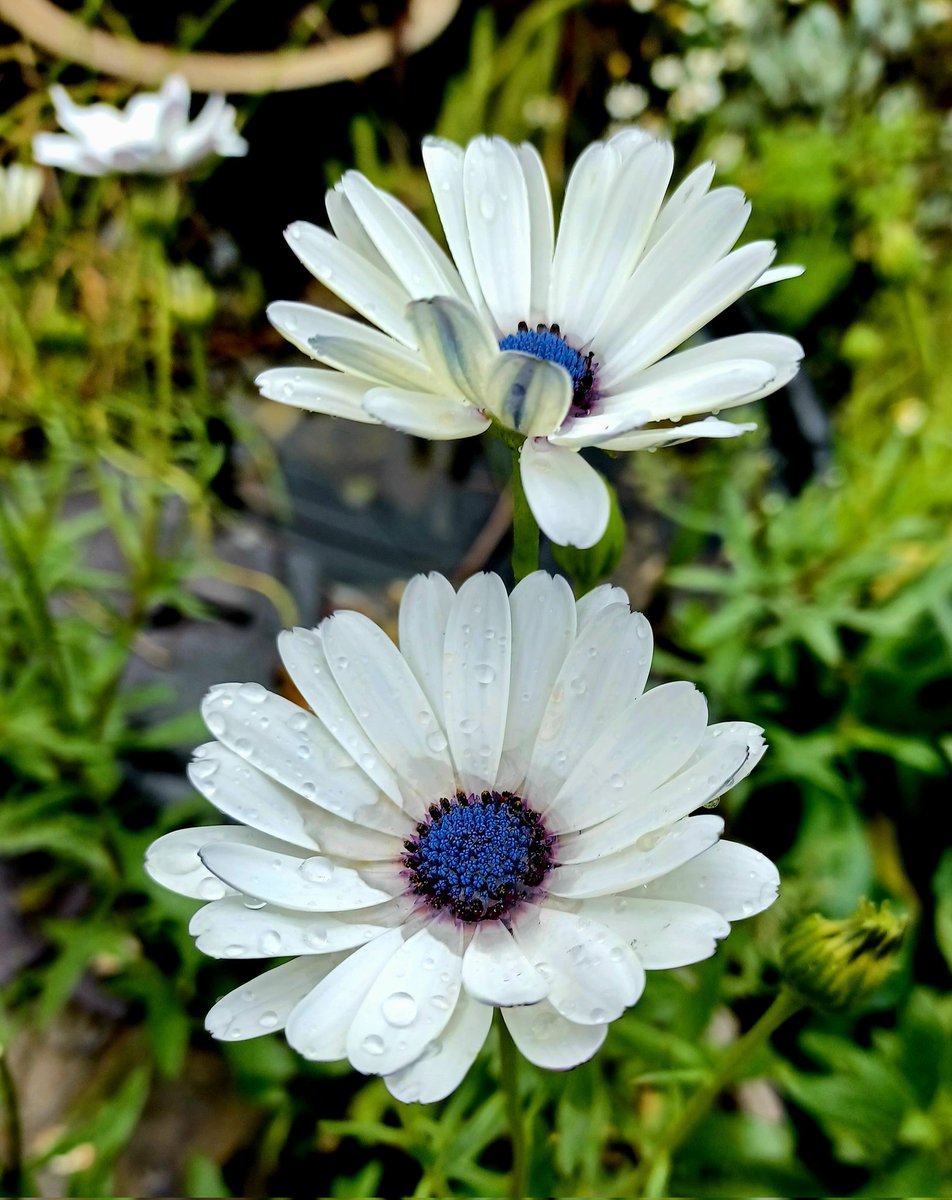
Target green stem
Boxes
[510,447,540,582]
[0,497,74,719]
[497,1012,528,1200]
[0,1045,23,1195]
[633,988,803,1197]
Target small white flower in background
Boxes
[0,163,43,241]
[605,81,650,122]
[32,75,247,178]
[257,131,803,549]
[146,571,779,1103]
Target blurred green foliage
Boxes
[2,0,952,1196]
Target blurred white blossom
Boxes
[0,163,43,241]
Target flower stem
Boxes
[510,446,539,581]
[497,1013,528,1200]
[633,988,803,1197]
[0,1044,24,1195]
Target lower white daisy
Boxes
[257,131,804,549]
[146,572,779,1103]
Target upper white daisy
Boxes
[33,75,248,177]
[0,163,43,240]
[257,131,804,549]
[146,571,779,1104]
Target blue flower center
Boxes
[498,322,599,417]
[403,791,554,922]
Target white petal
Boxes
[543,681,708,834]
[206,956,348,1041]
[605,332,802,414]
[502,1000,607,1070]
[496,572,577,792]
[145,825,295,901]
[189,895,412,958]
[485,353,572,436]
[32,133,106,175]
[599,241,777,388]
[422,137,490,318]
[515,142,555,325]
[557,732,753,862]
[407,295,499,406]
[752,263,804,289]
[201,683,406,834]
[266,302,436,390]
[398,573,456,724]
[548,814,724,899]
[523,604,653,805]
[187,742,407,857]
[385,987,493,1103]
[553,360,774,447]
[633,838,780,920]
[277,627,405,808]
[326,183,402,281]
[441,573,512,792]
[347,918,464,1074]
[645,161,716,250]
[574,896,730,969]
[285,927,406,1060]
[284,221,416,347]
[692,721,766,790]
[256,367,379,424]
[322,611,456,810]
[462,137,532,333]
[569,140,675,344]
[199,842,400,911]
[363,387,490,440]
[461,920,549,1006]
[596,185,752,359]
[339,171,465,302]
[596,416,756,452]
[518,439,609,550]
[548,140,625,334]
[575,584,630,631]
[511,905,644,1023]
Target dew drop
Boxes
[191,758,218,780]
[297,743,312,760]
[305,926,328,948]
[569,676,587,696]
[239,682,268,704]
[299,857,334,883]
[474,663,496,685]
[224,943,245,957]
[234,736,253,755]
[590,1006,608,1022]
[260,930,283,955]
[382,992,418,1027]
[206,712,227,737]
[610,773,625,789]
[479,192,496,221]
[426,730,449,753]
[243,897,267,910]
[289,711,309,733]
[361,1034,385,1056]
[198,877,227,901]
[430,995,450,1011]
[459,716,478,734]
[608,946,625,963]
[258,1010,279,1030]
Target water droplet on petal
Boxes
[361,1034,385,1056]
[260,930,283,955]
[206,712,226,737]
[299,857,334,883]
[259,1010,279,1029]
[474,664,496,685]
[198,877,228,901]
[382,992,418,1027]
[239,682,268,704]
[426,730,448,753]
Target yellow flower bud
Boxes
[781,899,907,1013]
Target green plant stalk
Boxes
[497,1012,528,1200]
[510,447,540,581]
[0,497,75,720]
[0,1046,23,1195]
[633,988,803,1197]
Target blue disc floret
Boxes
[499,321,599,417]
[403,790,555,922]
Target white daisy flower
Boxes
[0,163,43,241]
[256,131,804,549]
[146,571,779,1103]
[33,75,248,178]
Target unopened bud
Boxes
[168,263,216,327]
[781,899,906,1013]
